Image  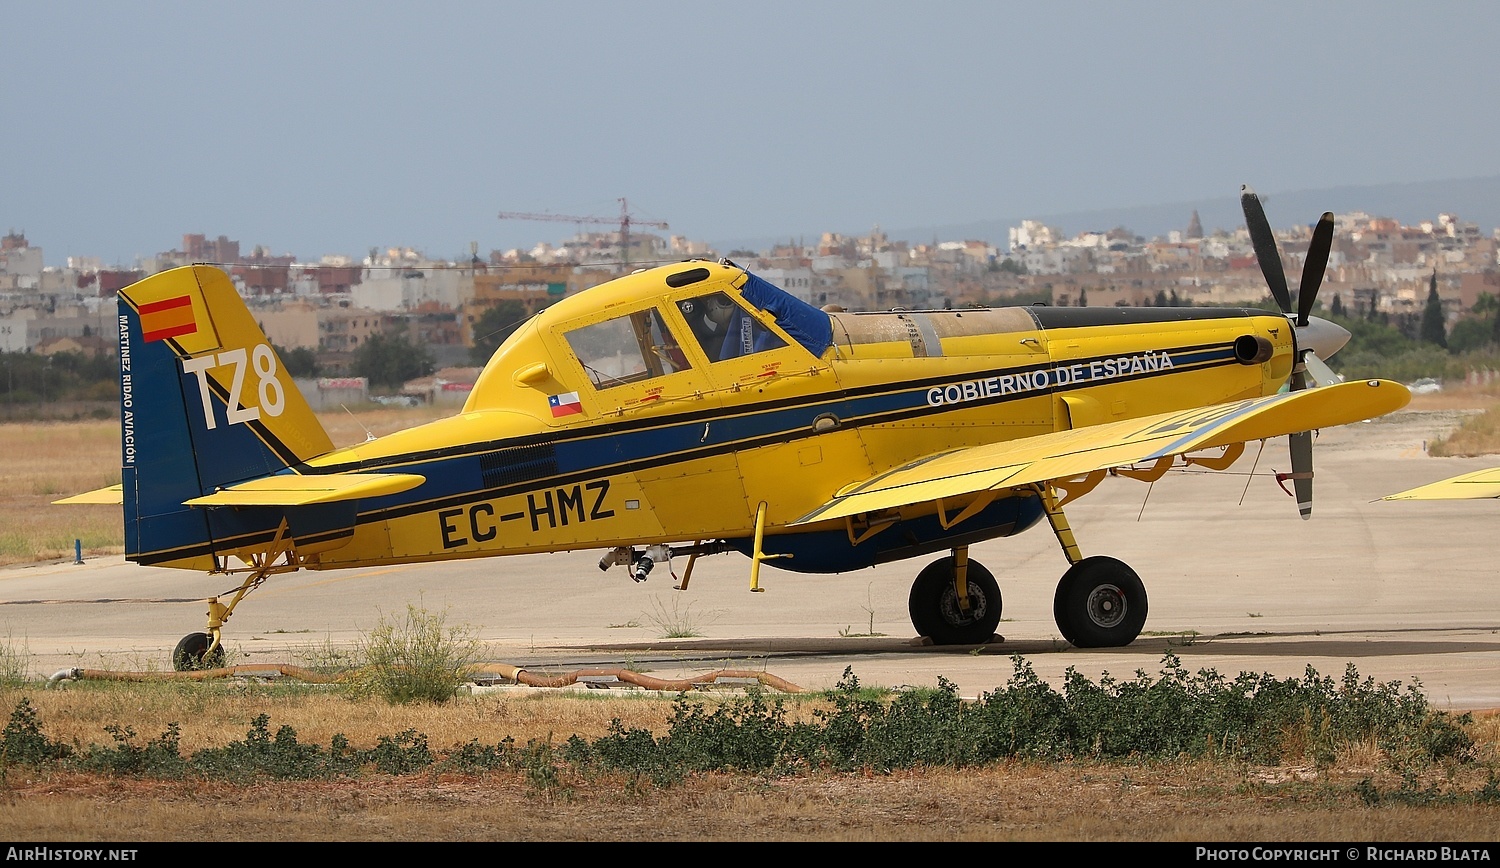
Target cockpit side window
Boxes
[677,292,786,362]
[564,308,688,389]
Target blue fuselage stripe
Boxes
[139,341,1244,560]
[353,343,1236,519]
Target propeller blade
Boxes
[1294,317,1349,388]
[1296,212,1335,326]
[1302,351,1342,388]
[1288,430,1314,519]
[1241,185,1293,315]
[1243,185,1332,520]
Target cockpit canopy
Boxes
[465,261,833,412]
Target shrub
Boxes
[365,729,434,775]
[439,736,521,774]
[75,722,186,777]
[189,714,332,781]
[0,698,73,766]
[352,602,482,704]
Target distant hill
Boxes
[712,176,1500,253]
[899,176,1500,246]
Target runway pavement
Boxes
[4,406,1498,710]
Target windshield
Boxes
[563,307,687,389]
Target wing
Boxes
[1383,466,1500,501]
[793,378,1409,525]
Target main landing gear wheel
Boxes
[1052,556,1148,648]
[173,632,227,672]
[908,556,1002,646]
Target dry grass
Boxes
[315,405,450,446]
[1427,399,1500,457]
[1405,384,1500,414]
[6,763,1500,842]
[1404,383,1500,457]
[2,686,1498,842]
[1433,411,1500,457]
[0,420,125,565]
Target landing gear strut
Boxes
[907,548,1002,645]
[170,520,299,671]
[1036,482,1148,648]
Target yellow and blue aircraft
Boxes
[61,186,1411,669]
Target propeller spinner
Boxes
[1239,185,1348,519]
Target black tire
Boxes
[173,632,227,671]
[907,556,1002,645]
[1053,556,1148,648]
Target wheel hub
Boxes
[940,587,987,626]
[1085,584,1127,628]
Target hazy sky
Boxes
[5,1,1498,267]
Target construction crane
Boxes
[497,198,668,269]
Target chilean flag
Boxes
[548,391,583,417]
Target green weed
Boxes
[0,698,73,766]
[0,630,30,687]
[75,722,187,777]
[351,602,483,704]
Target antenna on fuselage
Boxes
[342,404,377,442]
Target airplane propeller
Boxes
[1239,184,1348,520]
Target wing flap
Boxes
[1383,466,1500,501]
[182,473,426,507]
[795,379,1409,525]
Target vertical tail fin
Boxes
[118,265,334,568]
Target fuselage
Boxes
[288,261,1295,573]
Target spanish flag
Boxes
[139,295,198,342]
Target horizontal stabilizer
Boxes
[53,484,125,505]
[183,473,426,507]
[1383,466,1500,501]
[794,379,1409,525]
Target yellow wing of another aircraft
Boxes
[1382,466,1500,501]
[795,379,1409,526]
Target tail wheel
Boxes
[1053,556,1148,648]
[173,632,228,671]
[908,556,1002,645]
